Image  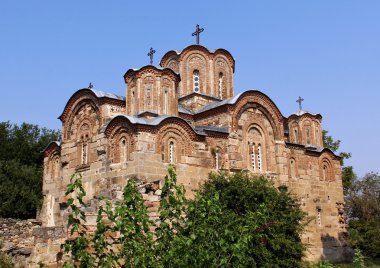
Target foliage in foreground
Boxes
[0,121,60,219]
[54,169,307,267]
[346,172,380,259]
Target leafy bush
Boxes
[311,260,335,268]
[52,169,307,267]
[171,171,307,267]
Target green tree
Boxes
[0,121,60,218]
[346,173,380,258]
[171,172,307,268]
[57,169,307,267]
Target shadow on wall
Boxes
[321,232,353,263]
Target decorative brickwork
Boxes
[27,43,349,267]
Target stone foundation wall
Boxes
[0,218,41,267]
[27,179,163,267]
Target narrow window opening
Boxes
[316,128,319,144]
[218,72,224,99]
[215,149,221,170]
[145,86,152,111]
[120,139,127,162]
[258,144,262,172]
[164,90,168,114]
[317,208,322,227]
[193,70,200,93]
[290,159,296,178]
[251,143,256,171]
[54,158,59,178]
[161,144,164,161]
[82,142,88,165]
[294,129,299,143]
[169,141,174,163]
[248,127,265,172]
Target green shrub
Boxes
[51,169,307,267]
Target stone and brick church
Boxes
[29,27,349,265]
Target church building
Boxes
[30,26,349,265]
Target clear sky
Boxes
[0,1,379,177]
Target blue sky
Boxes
[0,1,379,177]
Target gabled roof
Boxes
[59,87,125,122]
[89,88,125,101]
[194,89,285,120]
[178,92,222,102]
[195,91,244,114]
[178,105,194,115]
[194,125,229,135]
[285,142,341,158]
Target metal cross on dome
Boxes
[296,96,304,111]
[192,24,204,45]
[147,47,156,65]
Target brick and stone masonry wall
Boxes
[25,179,163,267]
[0,218,41,267]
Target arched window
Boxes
[53,157,60,178]
[120,138,127,162]
[315,128,320,145]
[218,72,224,99]
[145,86,152,111]
[193,70,200,93]
[169,141,174,163]
[294,129,299,144]
[306,127,311,144]
[163,89,168,114]
[317,208,322,227]
[250,143,256,171]
[132,90,135,114]
[321,158,334,181]
[290,159,296,178]
[81,134,89,165]
[247,127,265,172]
[215,148,222,170]
[257,144,262,172]
[77,121,92,166]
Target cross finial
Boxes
[296,96,304,111]
[88,82,93,89]
[192,24,204,45]
[147,47,156,65]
